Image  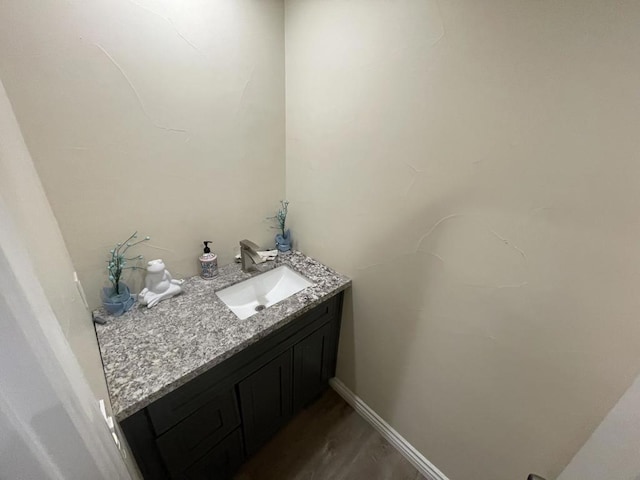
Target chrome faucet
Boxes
[239,239,262,273]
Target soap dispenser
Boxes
[199,241,218,279]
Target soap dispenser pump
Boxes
[199,241,218,279]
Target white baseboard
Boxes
[329,378,449,480]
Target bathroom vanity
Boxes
[94,252,350,480]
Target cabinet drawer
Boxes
[156,388,240,476]
[299,294,340,325]
[181,429,244,480]
[148,376,239,436]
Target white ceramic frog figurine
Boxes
[138,259,184,308]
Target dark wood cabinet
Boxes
[155,388,241,478]
[238,350,293,455]
[120,291,344,480]
[181,429,244,480]
[293,322,333,412]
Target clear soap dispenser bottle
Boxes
[199,241,218,279]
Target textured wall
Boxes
[0,80,109,408]
[0,0,285,308]
[285,0,640,478]
[0,79,142,476]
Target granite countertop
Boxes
[94,251,351,421]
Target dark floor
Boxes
[234,389,424,480]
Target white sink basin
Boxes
[216,265,314,320]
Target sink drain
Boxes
[255,304,266,312]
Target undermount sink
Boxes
[216,265,314,320]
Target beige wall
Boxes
[0,0,285,308]
[1,80,140,478]
[286,1,640,479]
[4,0,640,477]
[0,80,109,408]
[0,78,145,477]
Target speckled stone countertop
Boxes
[94,251,351,421]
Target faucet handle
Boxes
[240,239,260,251]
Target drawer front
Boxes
[156,388,240,476]
[148,375,238,436]
[182,429,244,480]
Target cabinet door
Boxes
[293,322,333,412]
[238,350,293,455]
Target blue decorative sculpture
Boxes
[276,229,292,253]
[103,231,149,316]
[269,200,292,253]
[102,283,135,316]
